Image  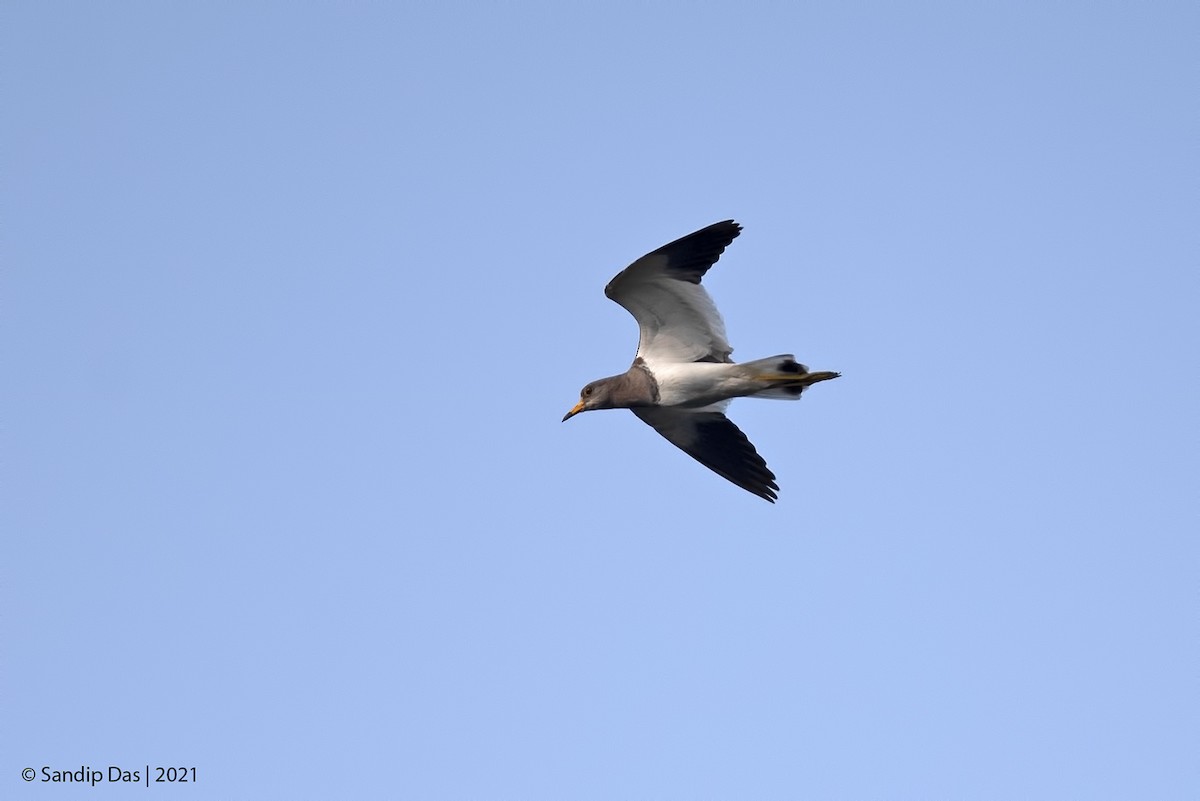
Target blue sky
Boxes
[4,3,1196,798]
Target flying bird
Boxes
[562,220,839,502]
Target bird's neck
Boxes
[620,359,660,406]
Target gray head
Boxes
[563,362,662,421]
[561,375,626,422]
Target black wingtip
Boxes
[686,415,779,503]
[651,220,744,284]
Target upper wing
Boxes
[632,405,779,502]
[604,221,741,365]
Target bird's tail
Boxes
[742,355,840,400]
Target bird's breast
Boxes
[649,362,746,408]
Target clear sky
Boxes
[4,3,1196,799]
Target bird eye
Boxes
[583,386,593,396]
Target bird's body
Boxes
[563,221,838,502]
[650,358,805,408]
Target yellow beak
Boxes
[561,400,586,422]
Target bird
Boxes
[562,220,839,503]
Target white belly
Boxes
[650,361,752,408]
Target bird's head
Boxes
[562,377,621,421]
